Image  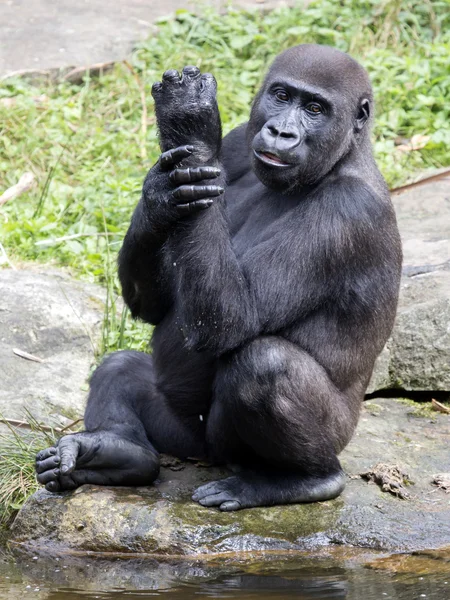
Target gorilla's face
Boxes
[246,48,371,193]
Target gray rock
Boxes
[368,179,450,392]
[10,398,450,557]
[0,268,104,426]
[0,0,293,78]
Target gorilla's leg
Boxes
[193,336,359,511]
[36,351,206,492]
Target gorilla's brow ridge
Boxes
[268,80,332,105]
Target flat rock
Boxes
[0,268,104,426]
[368,179,450,392]
[10,398,450,557]
[0,0,293,78]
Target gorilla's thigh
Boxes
[208,336,352,475]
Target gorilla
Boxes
[36,44,402,511]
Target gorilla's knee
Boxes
[219,337,291,411]
[90,350,151,386]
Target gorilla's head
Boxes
[247,44,373,192]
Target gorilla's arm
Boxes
[118,146,193,324]
[168,196,259,354]
[118,197,170,324]
[168,177,396,356]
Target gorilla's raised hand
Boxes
[142,67,224,219]
[151,66,222,162]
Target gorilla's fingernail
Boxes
[61,466,69,474]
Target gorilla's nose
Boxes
[262,121,300,151]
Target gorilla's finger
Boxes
[162,69,180,83]
[169,167,221,185]
[182,65,201,79]
[36,468,60,485]
[200,73,217,92]
[58,436,80,475]
[219,500,242,512]
[58,474,80,490]
[36,447,57,461]
[151,82,162,97]
[160,146,194,170]
[192,480,223,500]
[45,480,62,493]
[176,200,213,216]
[172,185,224,202]
[36,454,60,474]
[198,492,232,507]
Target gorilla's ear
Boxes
[355,98,370,132]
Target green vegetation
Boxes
[1,0,449,355]
[0,416,58,524]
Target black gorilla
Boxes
[36,45,402,511]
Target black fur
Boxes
[36,46,402,510]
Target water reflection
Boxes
[1,551,450,600]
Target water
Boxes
[1,551,450,600]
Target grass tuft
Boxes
[0,413,58,525]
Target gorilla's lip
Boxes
[254,150,292,168]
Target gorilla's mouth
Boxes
[254,150,292,168]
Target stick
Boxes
[431,399,450,414]
[390,168,450,195]
[0,172,35,206]
[0,418,55,433]
[35,231,115,246]
[13,348,44,363]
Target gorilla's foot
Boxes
[192,470,346,511]
[36,431,159,493]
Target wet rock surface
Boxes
[0,267,104,426]
[10,398,450,557]
[368,178,450,392]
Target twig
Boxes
[0,416,82,434]
[431,399,450,414]
[13,348,44,363]
[0,172,35,206]
[0,241,16,270]
[0,418,55,432]
[390,168,450,195]
[60,418,84,433]
[35,231,116,246]
[123,60,148,161]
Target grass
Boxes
[0,415,59,525]
[0,0,449,522]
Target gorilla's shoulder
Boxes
[222,123,251,184]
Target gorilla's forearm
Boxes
[118,198,173,324]
[168,199,259,355]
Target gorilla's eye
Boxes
[306,103,323,114]
[274,90,289,102]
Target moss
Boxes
[364,402,384,417]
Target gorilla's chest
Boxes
[226,177,302,260]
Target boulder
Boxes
[10,397,450,557]
[0,267,104,426]
[368,179,450,392]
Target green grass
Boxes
[0,415,58,525]
[0,0,449,357]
